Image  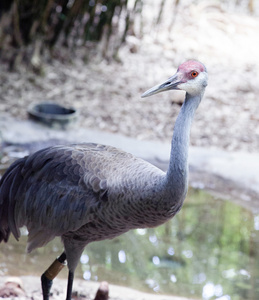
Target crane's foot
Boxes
[41,252,67,300]
[41,273,53,300]
[66,271,74,300]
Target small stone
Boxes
[94,281,109,300]
[0,277,26,298]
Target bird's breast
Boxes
[74,194,179,244]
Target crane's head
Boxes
[141,60,208,98]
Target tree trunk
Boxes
[0,0,143,69]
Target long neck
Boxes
[165,92,202,200]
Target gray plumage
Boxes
[0,60,208,298]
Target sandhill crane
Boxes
[0,60,208,300]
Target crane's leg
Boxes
[62,239,85,300]
[66,271,74,300]
[41,252,67,300]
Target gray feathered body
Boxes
[0,87,203,272]
[0,143,185,270]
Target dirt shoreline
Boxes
[0,276,196,300]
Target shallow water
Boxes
[0,188,259,300]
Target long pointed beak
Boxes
[141,73,181,98]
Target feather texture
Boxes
[0,143,168,255]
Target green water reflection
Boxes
[1,189,259,300]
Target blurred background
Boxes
[0,0,258,151]
[0,1,259,300]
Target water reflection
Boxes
[0,189,259,299]
[118,250,126,263]
[254,215,259,230]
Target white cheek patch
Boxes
[178,81,198,95]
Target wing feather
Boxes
[0,142,163,251]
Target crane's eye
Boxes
[191,71,198,78]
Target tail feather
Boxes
[0,157,26,243]
[0,221,10,243]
